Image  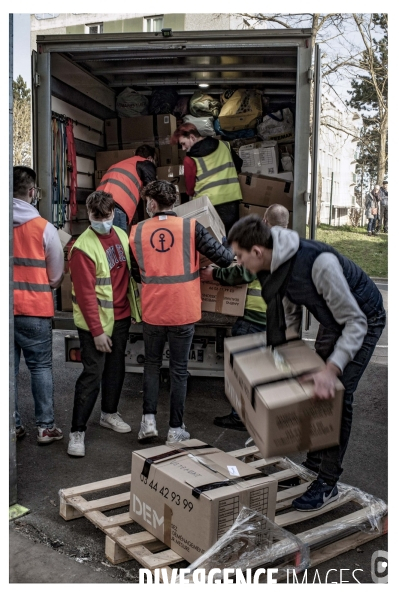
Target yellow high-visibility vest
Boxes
[192,140,242,206]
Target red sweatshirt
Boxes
[70,227,131,337]
[183,156,197,196]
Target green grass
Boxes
[311,224,388,278]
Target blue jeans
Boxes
[113,206,128,233]
[14,316,55,428]
[367,216,377,233]
[230,318,267,417]
[303,309,386,485]
[142,322,195,428]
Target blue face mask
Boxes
[90,219,113,235]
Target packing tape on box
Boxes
[163,504,173,546]
[229,343,266,368]
[250,368,321,409]
[141,444,214,479]
[191,472,266,499]
[215,286,225,313]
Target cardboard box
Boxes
[201,279,247,317]
[57,228,72,250]
[60,273,73,312]
[239,202,293,229]
[178,149,186,165]
[96,149,137,171]
[105,114,176,149]
[157,165,186,193]
[226,338,344,459]
[129,439,278,563]
[239,141,279,178]
[174,196,226,267]
[158,143,179,167]
[238,173,293,211]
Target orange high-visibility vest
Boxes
[97,156,146,224]
[13,217,54,317]
[130,216,201,325]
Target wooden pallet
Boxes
[59,446,387,581]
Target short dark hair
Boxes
[86,191,115,218]
[228,215,273,250]
[13,166,36,196]
[135,145,156,159]
[141,180,177,209]
[383,180,388,185]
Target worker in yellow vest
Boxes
[172,123,243,234]
[67,191,141,458]
[130,180,234,445]
[13,166,64,444]
[200,203,290,430]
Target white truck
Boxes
[31,28,319,378]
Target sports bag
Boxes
[189,92,221,118]
[116,88,149,117]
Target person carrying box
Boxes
[227,215,386,511]
[200,204,289,431]
[129,180,234,445]
[171,123,243,235]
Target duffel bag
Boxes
[218,89,263,131]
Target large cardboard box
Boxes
[156,165,186,193]
[239,202,293,229]
[174,196,226,267]
[239,141,279,178]
[129,439,278,563]
[201,279,247,317]
[158,142,179,167]
[60,273,73,312]
[105,114,176,148]
[238,173,293,211]
[96,149,137,171]
[225,338,344,459]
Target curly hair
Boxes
[141,180,177,209]
[86,191,115,218]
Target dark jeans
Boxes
[380,205,388,232]
[214,200,240,236]
[113,206,128,233]
[230,318,267,417]
[367,216,377,233]
[71,317,131,432]
[14,316,55,428]
[303,310,386,486]
[142,322,195,428]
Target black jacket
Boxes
[136,160,157,187]
[187,137,243,173]
[130,211,234,282]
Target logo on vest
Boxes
[150,228,175,253]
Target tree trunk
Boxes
[378,110,388,184]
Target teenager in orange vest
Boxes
[97,144,156,232]
[13,166,64,444]
[130,180,234,445]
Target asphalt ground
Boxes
[9,282,388,587]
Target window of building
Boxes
[145,15,164,32]
[85,23,103,34]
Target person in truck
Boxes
[129,180,234,446]
[227,214,386,511]
[97,144,157,233]
[67,191,141,458]
[171,123,243,235]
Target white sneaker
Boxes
[100,411,131,433]
[67,431,85,457]
[166,424,190,446]
[138,415,158,441]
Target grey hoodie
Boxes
[13,198,64,288]
[270,227,368,373]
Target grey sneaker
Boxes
[100,411,131,433]
[67,431,85,457]
[166,424,190,446]
[138,416,158,441]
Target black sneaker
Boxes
[213,412,247,431]
[16,426,26,440]
[292,478,338,511]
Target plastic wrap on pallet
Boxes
[176,506,310,583]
